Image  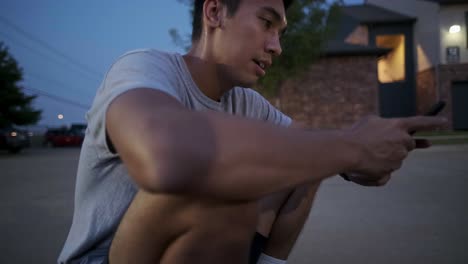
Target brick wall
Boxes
[416,67,438,115]
[278,55,380,129]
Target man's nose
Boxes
[266,34,282,57]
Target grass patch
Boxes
[427,138,468,145]
[414,131,468,137]
[414,131,468,145]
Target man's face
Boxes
[212,0,288,87]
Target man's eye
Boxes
[260,18,272,29]
[279,31,287,40]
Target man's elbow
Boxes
[136,167,187,195]
[130,140,215,196]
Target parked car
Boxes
[43,128,65,147]
[43,128,84,147]
[0,127,31,153]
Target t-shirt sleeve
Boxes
[85,50,182,156]
[244,88,292,127]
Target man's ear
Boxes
[203,0,226,29]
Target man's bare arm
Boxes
[106,88,446,201]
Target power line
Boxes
[24,71,96,99]
[0,30,101,84]
[0,15,103,80]
[23,86,91,110]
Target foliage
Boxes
[259,0,342,97]
[0,42,41,128]
[171,0,343,97]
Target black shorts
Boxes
[249,232,268,264]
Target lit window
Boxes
[376,35,406,83]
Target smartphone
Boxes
[424,101,445,116]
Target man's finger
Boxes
[403,136,416,151]
[399,116,448,134]
[350,174,391,187]
[414,138,431,149]
[376,174,391,186]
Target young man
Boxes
[58,0,446,263]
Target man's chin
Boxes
[236,76,259,88]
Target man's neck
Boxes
[183,48,234,102]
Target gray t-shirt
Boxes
[58,49,291,263]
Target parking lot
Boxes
[1,146,467,263]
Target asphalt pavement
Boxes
[0,145,467,264]
[0,148,77,264]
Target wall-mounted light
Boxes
[449,25,461,34]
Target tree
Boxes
[0,42,41,128]
[170,0,343,97]
[258,0,342,97]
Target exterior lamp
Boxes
[449,25,461,34]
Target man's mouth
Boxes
[253,59,270,71]
[253,59,266,70]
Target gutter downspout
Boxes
[435,63,441,102]
[435,3,441,102]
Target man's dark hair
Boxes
[191,0,293,42]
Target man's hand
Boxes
[344,115,447,182]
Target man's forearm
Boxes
[199,112,352,200]
[263,181,322,259]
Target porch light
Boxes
[449,25,461,34]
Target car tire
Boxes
[8,147,22,154]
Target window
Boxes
[376,34,406,83]
[345,26,369,46]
